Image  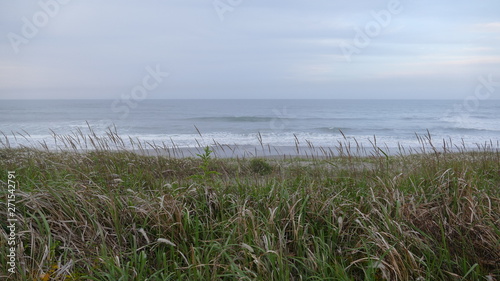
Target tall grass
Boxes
[0,129,499,280]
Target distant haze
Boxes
[1,0,499,99]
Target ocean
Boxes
[1,99,499,157]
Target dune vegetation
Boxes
[1,132,499,280]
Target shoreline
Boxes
[4,143,498,160]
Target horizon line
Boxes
[2,98,499,101]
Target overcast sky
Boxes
[1,0,499,99]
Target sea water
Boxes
[1,99,499,155]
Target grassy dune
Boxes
[1,144,500,280]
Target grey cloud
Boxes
[1,0,499,99]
